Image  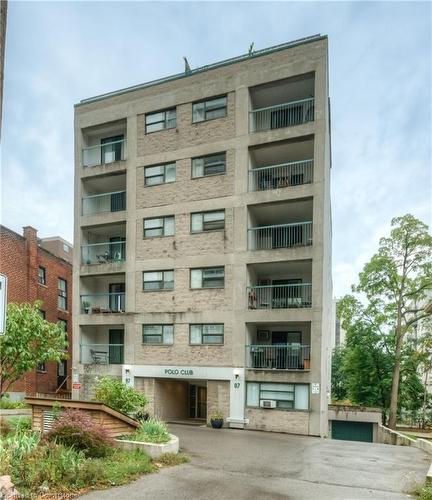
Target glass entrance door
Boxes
[188,384,207,419]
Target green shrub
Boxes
[9,416,32,433]
[0,429,40,475]
[131,418,170,444]
[0,395,29,409]
[46,409,114,458]
[13,442,85,492]
[93,377,148,415]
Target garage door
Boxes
[332,421,373,442]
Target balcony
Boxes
[246,344,310,370]
[248,221,312,250]
[249,74,315,134]
[82,191,126,216]
[81,292,125,314]
[82,138,126,168]
[80,343,124,364]
[247,283,311,309]
[249,160,313,192]
[250,98,314,133]
[81,241,126,265]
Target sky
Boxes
[1,1,431,298]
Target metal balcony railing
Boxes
[80,293,125,314]
[80,344,124,364]
[81,241,126,265]
[249,98,314,133]
[246,344,311,370]
[247,283,312,309]
[82,191,126,215]
[248,222,313,250]
[82,139,126,167]
[248,160,313,192]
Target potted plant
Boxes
[210,411,224,429]
[82,301,91,314]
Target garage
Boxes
[331,420,374,442]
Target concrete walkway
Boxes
[81,424,431,499]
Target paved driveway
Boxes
[82,424,430,499]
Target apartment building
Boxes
[0,225,73,397]
[73,35,333,436]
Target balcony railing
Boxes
[246,344,310,370]
[247,283,312,309]
[248,160,313,192]
[81,241,126,265]
[82,191,126,216]
[80,293,125,314]
[82,139,126,168]
[80,344,124,364]
[249,98,314,133]
[248,222,313,250]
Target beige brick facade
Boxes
[73,36,333,437]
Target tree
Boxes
[93,377,148,415]
[0,302,67,397]
[331,345,348,401]
[343,215,432,428]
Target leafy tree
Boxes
[0,302,67,397]
[93,377,148,415]
[338,215,432,428]
[331,346,348,401]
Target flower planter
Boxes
[114,433,179,459]
[210,418,224,429]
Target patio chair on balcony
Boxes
[90,349,108,364]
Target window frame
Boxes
[145,108,177,134]
[191,152,226,178]
[189,324,224,345]
[143,216,175,238]
[144,162,176,186]
[191,210,225,233]
[190,266,225,289]
[58,278,67,310]
[38,266,46,285]
[246,382,310,411]
[192,95,227,123]
[142,270,174,291]
[142,324,174,345]
[36,362,46,372]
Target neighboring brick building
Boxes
[0,225,73,397]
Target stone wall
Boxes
[207,380,230,426]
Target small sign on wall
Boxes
[72,383,81,390]
[311,383,320,395]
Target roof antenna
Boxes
[248,42,254,56]
[183,57,192,74]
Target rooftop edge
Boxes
[76,34,326,107]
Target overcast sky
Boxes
[1,1,431,297]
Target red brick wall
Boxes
[0,225,73,395]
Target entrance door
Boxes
[109,283,125,312]
[100,135,124,164]
[188,384,207,419]
[109,237,126,261]
[109,329,124,364]
[57,360,67,389]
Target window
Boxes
[190,267,224,288]
[37,362,46,372]
[63,243,70,253]
[101,135,124,163]
[38,266,46,285]
[58,319,68,346]
[142,324,174,344]
[58,278,67,310]
[192,96,227,123]
[246,382,309,410]
[145,163,176,186]
[190,324,224,345]
[192,152,226,178]
[145,108,176,133]
[39,309,46,319]
[143,270,174,291]
[191,210,225,232]
[143,216,175,237]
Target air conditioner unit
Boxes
[260,399,276,409]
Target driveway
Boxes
[82,423,430,499]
